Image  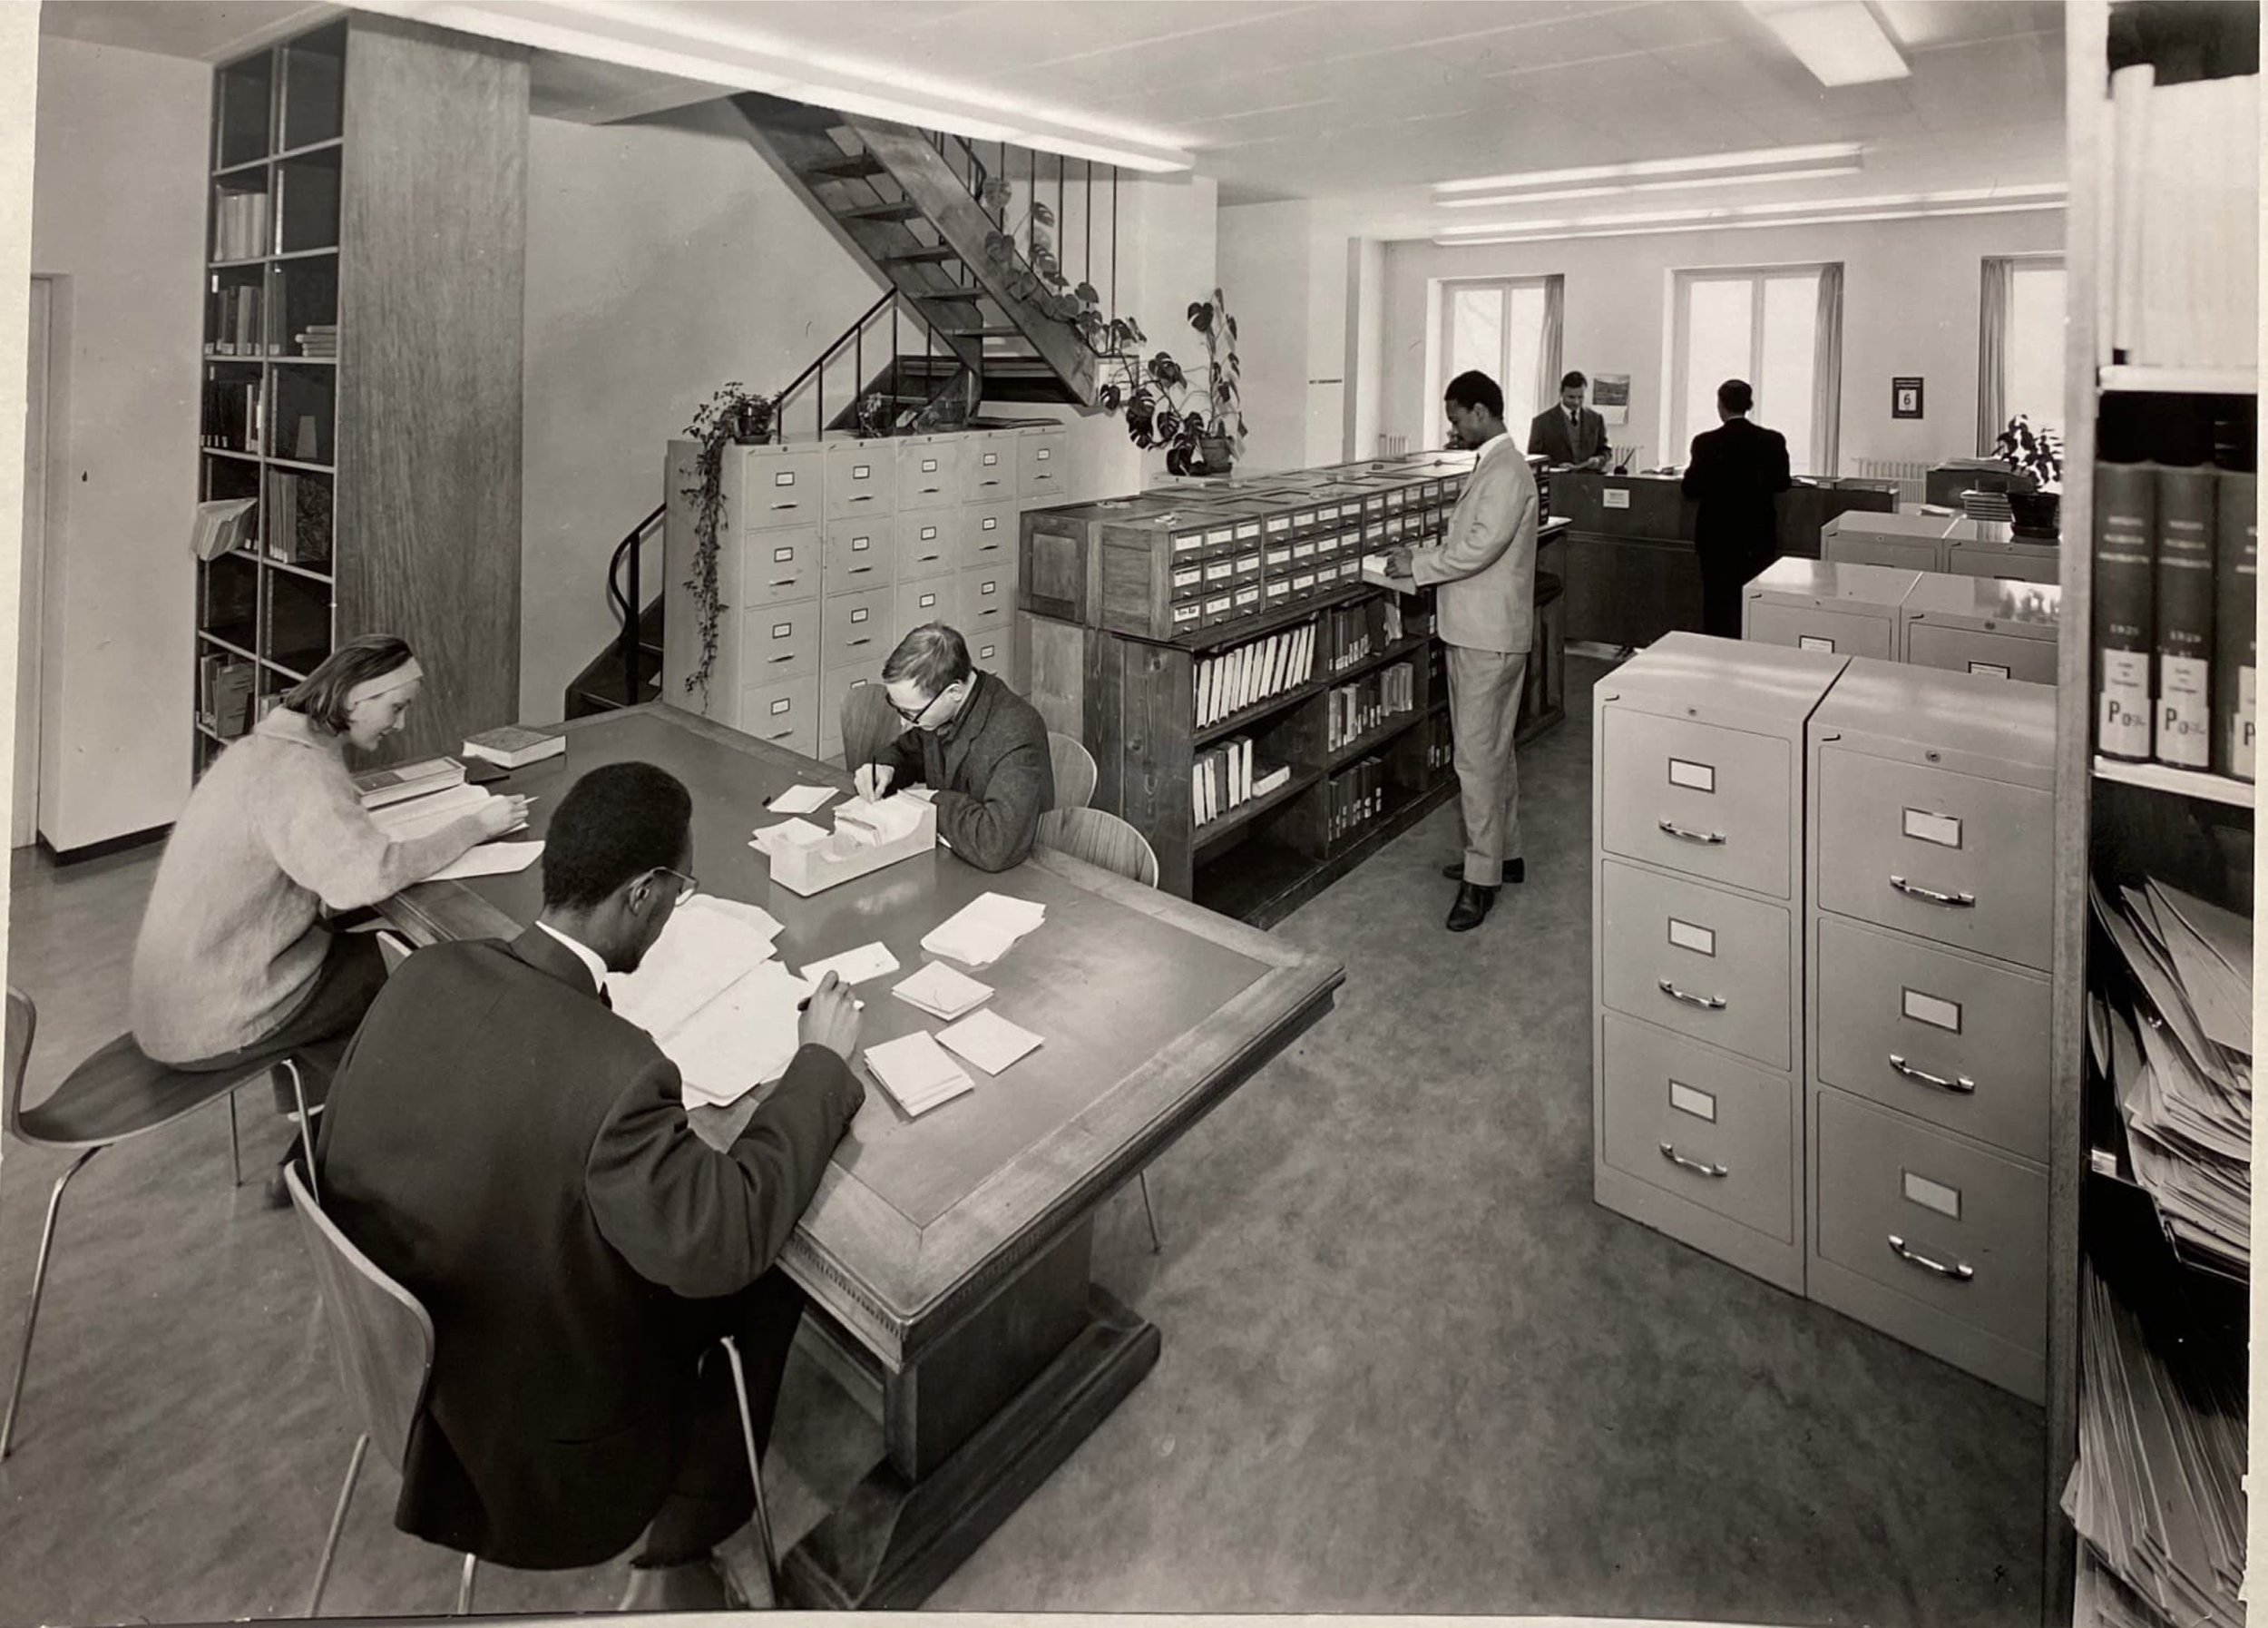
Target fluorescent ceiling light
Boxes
[1433,199,2064,248]
[1439,163,1865,208]
[1433,142,1863,195]
[1435,183,2068,238]
[1745,0,1911,86]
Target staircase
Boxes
[563,505,665,718]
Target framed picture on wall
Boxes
[1892,377,1924,419]
[1592,372,1630,426]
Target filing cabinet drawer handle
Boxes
[769,578,797,589]
[1890,876,1976,908]
[1657,978,1726,1011]
[1657,1143,1728,1179]
[771,502,801,511]
[767,653,795,664]
[1886,1234,1974,1281]
[1657,819,1725,846]
[1888,1054,1977,1094]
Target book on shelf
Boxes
[1195,623,1315,729]
[1325,662,1417,750]
[190,498,258,563]
[463,724,566,769]
[1327,755,1385,843]
[352,755,467,809]
[2211,469,2255,780]
[265,470,334,566]
[2152,463,2215,770]
[213,191,273,264]
[199,655,257,740]
[296,323,338,358]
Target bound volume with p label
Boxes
[2152,464,2217,770]
[2092,459,2156,760]
[2214,468,2257,781]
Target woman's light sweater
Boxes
[130,706,491,1064]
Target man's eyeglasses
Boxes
[656,868,699,904]
[890,682,959,727]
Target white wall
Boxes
[1381,210,2066,475]
[30,35,209,849]
[1345,237,1385,462]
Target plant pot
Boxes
[1198,436,1236,475]
[2007,490,2060,540]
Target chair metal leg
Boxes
[285,1060,318,1207]
[0,1146,101,1459]
[227,1089,242,1189]
[307,1431,369,1616]
[1138,1171,1163,1255]
[455,1553,476,1615]
[719,1335,780,1594]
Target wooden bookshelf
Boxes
[193,15,529,775]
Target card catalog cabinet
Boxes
[1741,559,1921,664]
[1898,576,2061,686]
[1819,512,1964,574]
[1804,659,2056,1402]
[1592,633,1849,1293]
[661,425,1062,762]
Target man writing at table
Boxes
[315,760,866,1608]
[853,622,1054,872]
[1385,368,1540,934]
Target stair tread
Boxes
[803,153,886,179]
[945,326,1028,338]
[885,248,963,263]
[837,201,924,221]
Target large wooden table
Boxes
[378,703,1344,1607]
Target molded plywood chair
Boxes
[1032,809,1164,1250]
[0,990,316,1458]
[288,1163,782,1614]
[1047,732,1098,812]
[839,679,904,774]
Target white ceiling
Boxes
[39,0,2068,237]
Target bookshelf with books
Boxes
[2049,5,2256,1625]
[191,16,528,779]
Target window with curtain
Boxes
[1667,264,1843,476]
[1434,277,1559,444]
[1978,256,2066,453]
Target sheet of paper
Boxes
[691,895,785,944]
[836,795,927,846]
[609,895,782,1039]
[427,839,543,881]
[864,1031,975,1117]
[936,1008,1042,1075]
[902,787,936,803]
[798,941,902,986]
[750,817,829,858]
[893,961,993,1021]
[766,784,840,815]
[371,782,494,840]
[920,891,1047,967]
[660,960,808,1110]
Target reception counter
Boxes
[1550,470,1898,647]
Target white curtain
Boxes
[1811,262,1843,476]
[1539,274,1565,415]
[1978,258,2012,456]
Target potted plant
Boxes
[679,383,780,701]
[1187,289,1246,474]
[1994,415,2063,539]
[1082,290,1248,476]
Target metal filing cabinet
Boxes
[1900,576,2061,685]
[1741,559,1921,662]
[1804,659,2055,1402]
[1593,633,1849,1294]
[1819,511,1967,574]
[1944,532,2059,584]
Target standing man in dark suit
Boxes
[1527,370,1613,470]
[1681,378,1792,638]
[315,760,865,1609]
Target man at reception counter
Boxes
[1680,378,1791,637]
[1528,370,1613,471]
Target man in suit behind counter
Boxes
[316,760,865,1609]
[1681,377,1792,638]
[1385,368,1540,934]
[1528,369,1613,471]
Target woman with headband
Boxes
[129,634,529,1201]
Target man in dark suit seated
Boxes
[315,760,865,1609]
[1526,369,1613,471]
[853,622,1054,872]
[1681,378,1793,638]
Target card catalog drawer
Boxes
[822,586,894,670]
[1904,623,2057,686]
[1600,710,1793,898]
[1816,748,2053,970]
[738,597,819,685]
[966,626,1012,675]
[1019,430,1067,499]
[960,564,1012,637]
[898,439,966,511]
[1814,1087,2046,1356]
[1600,1013,1793,1243]
[961,503,1018,569]
[738,529,821,609]
[967,433,1018,503]
[1814,916,2049,1162]
[824,517,897,596]
[822,441,897,522]
[737,675,819,757]
[1745,603,1893,662]
[896,576,955,637]
[820,662,888,763]
[900,512,959,581]
[1600,860,1792,1070]
[737,449,824,531]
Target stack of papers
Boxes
[936,1009,1042,1075]
[921,893,1046,967]
[370,782,503,841]
[750,817,828,857]
[797,942,901,986]
[429,839,543,881]
[2065,1264,2246,1627]
[666,961,815,1110]
[2090,878,2253,1276]
[894,962,994,1020]
[765,784,839,815]
[836,795,927,847]
[611,894,786,1041]
[865,1032,975,1117]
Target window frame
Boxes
[1666,261,1839,475]
[1430,275,1556,445]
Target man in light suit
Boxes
[1528,370,1613,470]
[316,761,865,1608]
[1386,368,1539,932]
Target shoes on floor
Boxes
[618,1553,747,1612]
[1446,882,1498,932]
[1441,858,1524,884]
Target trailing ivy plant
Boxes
[679,383,778,703]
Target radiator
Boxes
[1377,433,1411,457]
[1853,456,1929,507]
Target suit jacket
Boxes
[314,926,863,1571]
[1409,434,1539,655]
[868,669,1053,872]
[1528,405,1611,468]
[1681,417,1792,571]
